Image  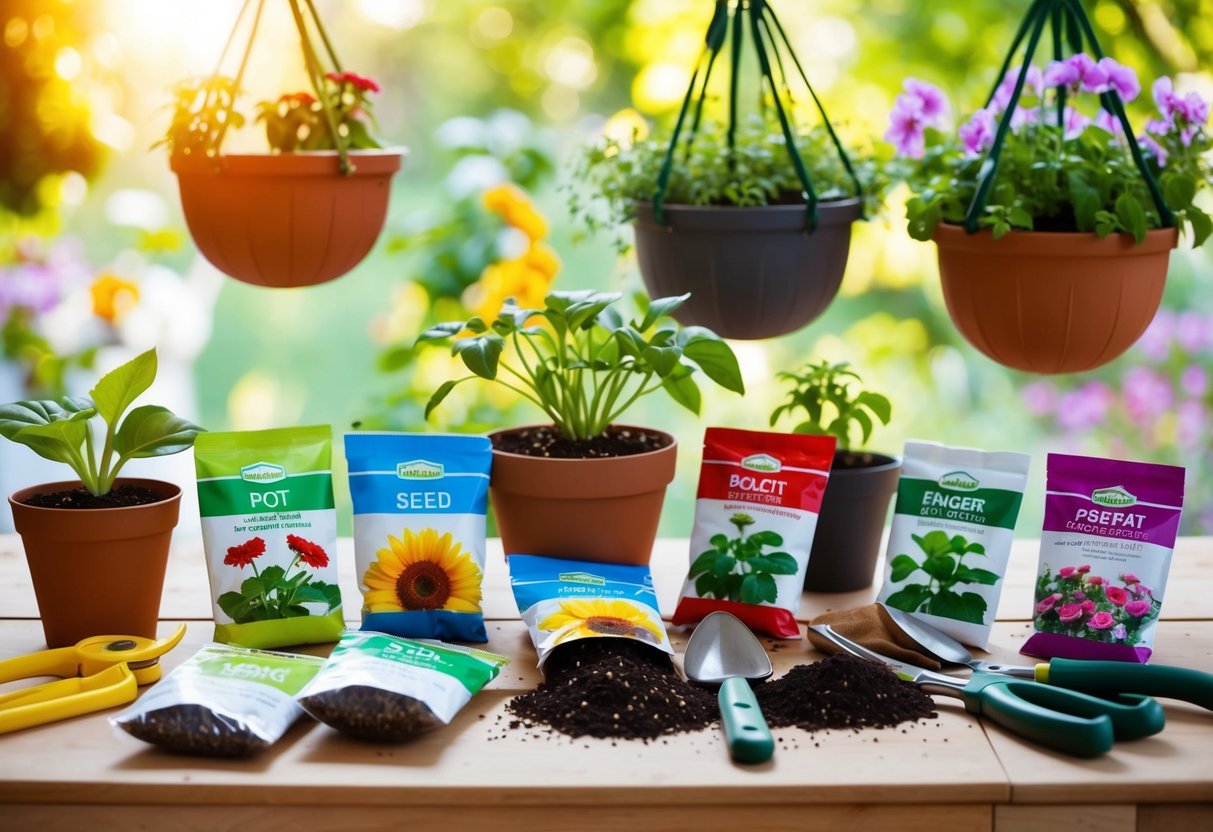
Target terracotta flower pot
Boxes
[934,224,1178,374]
[633,199,861,340]
[170,150,404,289]
[488,426,677,565]
[9,478,182,648]
[804,452,901,593]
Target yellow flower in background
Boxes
[90,273,139,323]
[464,240,561,323]
[363,528,482,613]
[483,183,549,241]
[523,241,560,279]
[538,599,664,645]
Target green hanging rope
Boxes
[965,0,1173,233]
[651,0,861,231]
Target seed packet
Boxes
[111,643,323,757]
[509,554,673,669]
[345,432,492,643]
[195,426,343,649]
[1022,453,1185,663]
[297,631,508,742]
[671,427,836,638]
[876,440,1031,649]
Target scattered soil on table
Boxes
[506,638,717,740]
[756,653,937,731]
[493,425,670,459]
[20,484,166,509]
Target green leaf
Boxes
[661,368,701,415]
[1163,174,1197,209]
[740,573,777,605]
[964,542,987,555]
[885,584,931,613]
[690,549,718,577]
[1187,208,1213,247]
[89,348,157,425]
[259,565,286,585]
[854,391,892,426]
[711,554,737,577]
[709,534,729,550]
[1114,193,1148,245]
[921,555,957,581]
[927,590,988,624]
[641,344,681,377]
[678,328,745,394]
[889,554,920,583]
[114,405,203,459]
[750,552,798,575]
[748,530,784,547]
[638,293,690,331]
[416,321,466,345]
[695,572,721,598]
[452,334,504,379]
[914,530,952,557]
[955,566,1001,586]
[0,398,95,466]
[424,378,463,419]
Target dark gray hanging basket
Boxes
[634,199,861,340]
[639,0,865,341]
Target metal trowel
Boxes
[684,611,775,764]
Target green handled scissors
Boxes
[810,624,1166,758]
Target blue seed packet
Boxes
[345,432,492,643]
[508,554,673,669]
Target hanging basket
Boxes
[938,0,1176,372]
[641,0,864,340]
[634,199,861,340]
[165,0,404,289]
[935,224,1176,374]
[172,151,402,288]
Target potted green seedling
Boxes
[419,290,745,564]
[0,348,203,646]
[568,0,888,341]
[770,360,897,592]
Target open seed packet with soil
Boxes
[194,425,343,650]
[111,643,323,758]
[1023,453,1184,663]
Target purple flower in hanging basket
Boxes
[903,78,951,127]
[959,107,996,156]
[992,64,1045,111]
[1153,77,1181,120]
[1140,134,1169,166]
[1094,109,1123,136]
[886,99,928,159]
[1097,58,1140,103]
[1044,54,1108,94]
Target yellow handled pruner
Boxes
[0,624,186,734]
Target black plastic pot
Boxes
[804,451,901,593]
[633,198,862,340]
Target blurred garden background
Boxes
[2,0,1211,536]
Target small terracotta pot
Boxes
[171,150,404,288]
[633,199,861,340]
[935,224,1177,374]
[10,478,181,648]
[488,426,677,565]
[804,452,901,593]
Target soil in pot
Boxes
[18,484,166,509]
[489,425,677,565]
[804,451,900,593]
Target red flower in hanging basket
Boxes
[287,534,330,569]
[225,536,267,568]
[325,71,380,94]
[278,91,317,107]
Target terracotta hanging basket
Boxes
[488,425,677,566]
[934,223,1177,374]
[634,198,861,340]
[171,150,403,288]
[9,478,182,648]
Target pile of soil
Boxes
[506,638,716,740]
[756,653,937,731]
[20,484,165,509]
[493,425,670,459]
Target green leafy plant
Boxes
[885,530,1000,624]
[217,534,341,623]
[687,513,799,605]
[769,360,891,450]
[417,290,745,441]
[0,348,203,496]
[568,116,890,248]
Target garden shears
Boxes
[810,624,1166,758]
[0,624,186,735]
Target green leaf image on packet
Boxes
[194,425,343,650]
[876,440,1031,649]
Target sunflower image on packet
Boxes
[508,554,673,669]
[345,433,492,643]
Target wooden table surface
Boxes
[0,535,1210,832]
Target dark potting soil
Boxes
[20,484,165,509]
[756,653,937,731]
[493,425,670,459]
[834,450,891,470]
[506,638,717,740]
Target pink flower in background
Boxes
[1074,591,1086,601]
[1058,566,1077,579]
[993,64,1045,110]
[1057,603,1084,623]
[1044,54,1108,93]
[1140,135,1169,166]
[1135,583,1154,598]
[1036,595,1059,614]
[1181,365,1209,398]
[1097,58,1140,102]
[887,99,929,159]
[1056,382,1113,431]
[1112,624,1128,641]
[1088,611,1116,630]
[1077,564,1091,574]
[1063,106,1091,139]
[903,78,951,126]
[1153,77,1180,119]
[1123,366,1174,428]
[1094,109,1123,136]
[1087,575,1104,586]
[1106,586,1129,606]
[1176,312,1213,353]
[1125,599,1152,618]
[1177,401,1208,450]
[1136,311,1175,361]
[959,108,996,155]
[1022,381,1057,416]
[1081,599,1096,615]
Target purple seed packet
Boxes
[1022,453,1184,663]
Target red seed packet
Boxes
[672,427,836,638]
